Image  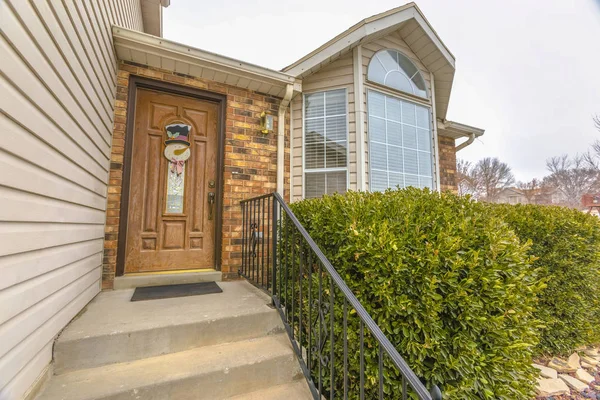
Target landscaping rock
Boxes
[568,352,582,370]
[559,374,589,392]
[576,368,596,384]
[549,357,578,373]
[582,355,599,366]
[537,378,570,396]
[584,348,599,357]
[582,361,596,370]
[533,363,558,379]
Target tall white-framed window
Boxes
[303,89,348,199]
[366,49,434,191]
[367,89,434,191]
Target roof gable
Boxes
[282,3,456,118]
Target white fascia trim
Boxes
[438,120,485,138]
[283,6,454,77]
[112,26,302,92]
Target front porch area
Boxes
[35,281,311,400]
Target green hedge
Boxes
[290,188,543,399]
[488,204,600,355]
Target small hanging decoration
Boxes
[164,123,191,176]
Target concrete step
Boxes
[113,269,222,290]
[54,282,283,374]
[226,380,313,400]
[37,334,302,400]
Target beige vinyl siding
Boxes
[291,52,356,202]
[361,32,433,191]
[0,0,143,398]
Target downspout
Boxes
[277,84,294,197]
[456,132,476,152]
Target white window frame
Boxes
[302,88,350,199]
[366,49,429,101]
[366,87,436,191]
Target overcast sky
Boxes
[164,0,600,182]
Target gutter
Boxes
[456,132,476,152]
[277,84,294,196]
[437,119,484,152]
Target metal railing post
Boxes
[271,196,278,302]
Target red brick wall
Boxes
[103,61,290,289]
[438,136,457,192]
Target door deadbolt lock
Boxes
[208,180,215,188]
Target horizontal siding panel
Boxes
[1,14,112,153]
[0,341,52,400]
[62,0,116,88]
[80,0,117,77]
[43,0,115,106]
[0,239,104,291]
[1,0,141,398]
[303,79,353,92]
[0,253,100,326]
[304,66,354,82]
[0,223,104,257]
[0,116,107,199]
[0,277,99,390]
[0,187,106,224]
[8,0,113,133]
[0,76,109,182]
[0,266,101,358]
[87,0,118,67]
[0,25,111,156]
[0,149,107,210]
[0,40,111,169]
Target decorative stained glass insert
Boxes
[165,165,185,213]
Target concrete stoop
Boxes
[35,281,312,400]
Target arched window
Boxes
[367,50,427,98]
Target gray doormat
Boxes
[130,282,222,302]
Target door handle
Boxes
[208,192,215,220]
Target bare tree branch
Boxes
[545,154,600,208]
[472,157,515,202]
[516,179,540,204]
[456,159,479,197]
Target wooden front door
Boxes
[124,89,219,273]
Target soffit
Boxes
[113,27,301,98]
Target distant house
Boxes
[582,194,600,216]
[495,187,562,205]
[495,188,528,204]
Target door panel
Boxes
[125,89,219,273]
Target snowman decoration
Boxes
[164,123,191,175]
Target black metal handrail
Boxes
[240,193,442,400]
